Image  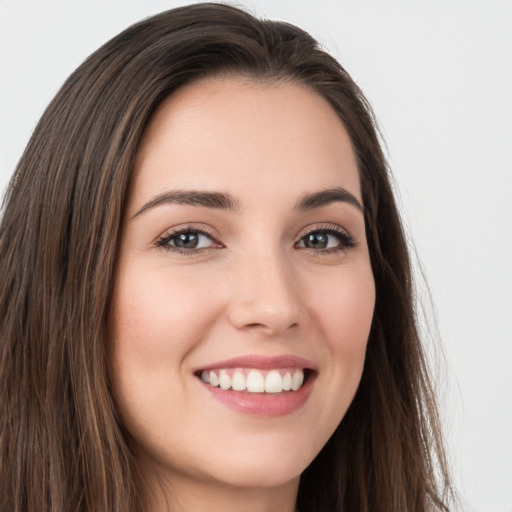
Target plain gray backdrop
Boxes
[1,1,511,510]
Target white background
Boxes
[1,1,511,510]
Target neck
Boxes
[143,470,300,512]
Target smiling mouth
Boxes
[196,367,311,394]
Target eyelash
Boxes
[155,226,222,254]
[154,224,356,255]
[296,225,357,255]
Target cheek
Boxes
[110,263,222,363]
[307,265,374,412]
[107,263,225,451]
[107,263,224,435]
[312,265,375,354]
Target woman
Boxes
[0,3,452,511]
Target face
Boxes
[109,77,375,498]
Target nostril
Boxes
[237,322,299,336]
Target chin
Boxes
[204,458,304,490]
[200,434,318,489]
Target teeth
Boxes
[201,368,305,393]
[282,372,292,391]
[291,370,304,391]
[231,371,246,391]
[265,370,283,393]
[246,369,265,392]
[219,370,231,390]
[209,371,219,387]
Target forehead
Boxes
[130,76,361,210]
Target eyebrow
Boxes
[133,186,363,218]
[133,190,241,217]
[295,187,364,212]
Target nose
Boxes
[227,252,304,336]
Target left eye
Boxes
[296,229,352,250]
[157,230,217,250]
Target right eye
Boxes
[156,228,222,253]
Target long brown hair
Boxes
[0,3,452,511]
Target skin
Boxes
[109,76,375,512]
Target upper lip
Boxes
[196,354,317,372]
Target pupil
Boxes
[306,232,327,249]
[176,232,198,248]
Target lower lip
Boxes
[198,373,315,417]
